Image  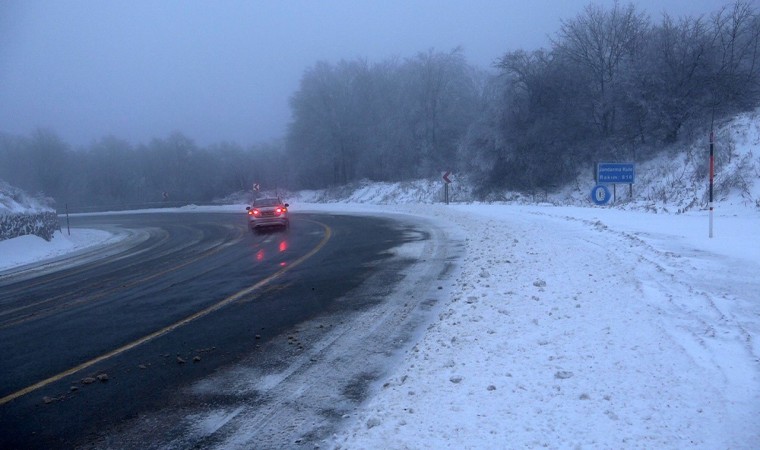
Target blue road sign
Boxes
[597,162,635,184]
[591,184,611,205]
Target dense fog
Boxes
[1,1,758,209]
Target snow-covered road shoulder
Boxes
[0,229,117,274]
[323,203,760,449]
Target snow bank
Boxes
[0,228,114,272]
[320,202,760,449]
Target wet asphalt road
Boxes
[0,211,414,449]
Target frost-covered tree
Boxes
[554,2,649,137]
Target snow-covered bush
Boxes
[0,212,60,242]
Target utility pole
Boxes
[709,130,715,238]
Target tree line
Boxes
[288,0,760,195]
[0,131,285,210]
[1,1,758,208]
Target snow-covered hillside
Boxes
[0,181,60,242]
[281,108,760,214]
[596,109,760,213]
[0,180,53,215]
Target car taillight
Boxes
[249,209,261,216]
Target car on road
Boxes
[246,197,289,232]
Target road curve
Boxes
[0,211,455,449]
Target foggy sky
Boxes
[1,0,729,148]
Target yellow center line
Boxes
[0,220,331,406]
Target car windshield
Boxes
[254,198,281,207]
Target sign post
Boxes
[596,162,635,203]
[442,171,452,204]
[65,203,71,236]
